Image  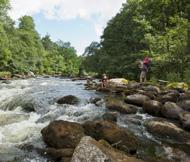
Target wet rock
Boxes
[137,90,156,100]
[2,80,11,84]
[71,136,144,162]
[167,147,190,162]
[122,89,137,97]
[125,94,150,106]
[97,87,111,93]
[38,148,74,160]
[127,82,141,90]
[145,118,190,144]
[22,102,36,112]
[143,100,162,116]
[106,98,138,114]
[143,85,161,94]
[2,96,36,112]
[177,100,190,111]
[82,120,139,153]
[161,102,184,120]
[57,95,79,105]
[102,112,117,122]
[157,93,179,104]
[179,92,190,101]
[89,97,103,106]
[179,112,190,131]
[41,120,85,149]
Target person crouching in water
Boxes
[101,74,108,88]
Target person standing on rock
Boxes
[138,56,151,83]
[139,61,147,83]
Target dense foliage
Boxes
[83,0,190,82]
[0,0,81,76]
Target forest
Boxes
[83,0,190,83]
[0,0,81,77]
[0,0,190,82]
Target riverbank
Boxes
[0,78,190,162]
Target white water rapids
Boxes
[0,77,105,162]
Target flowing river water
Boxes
[0,77,189,162]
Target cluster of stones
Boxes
[39,81,190,162]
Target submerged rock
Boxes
[0,96,36,112]
[41,120,85,149]
[82,120,139,154]
[0,113,30,126]
[106,98,138,114]
[102,112,117,122]
[57,95,79,105]
[143,100,162,116]
[125,94,150,106]
[89,97,103,106]
[161,102,184,120]
[71,136,144,162]
[145,118,190,144]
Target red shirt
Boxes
[143,57,150,65]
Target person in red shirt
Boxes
[143,56,151,72]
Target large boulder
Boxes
[145,118,190,144]
[71,136,144,162]
[57,95,79,105]
[82,120,139,154]
[143,100,162,116]
[41,120,85,149]
[106,98,138,114]
[161,102,184,120]
[177,100,190,111]
[125,94,150,106]
[179,112,190,131]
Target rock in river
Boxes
[125,94,150,106]
[106,97,138,114]
[57,95,79,105]
[161,102,184,120]
[71,136,144,162]
[177,100,190,112]
[179,112,190,131]
[41,120,85,149]
[143,100,162,116]
[82,120,139,154]
[145,118,190,144]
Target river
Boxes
[0,77,188,162]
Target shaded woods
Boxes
[83,0,190,83]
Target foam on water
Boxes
[0,78,105,161]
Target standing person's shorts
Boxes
[140,70,147,80]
